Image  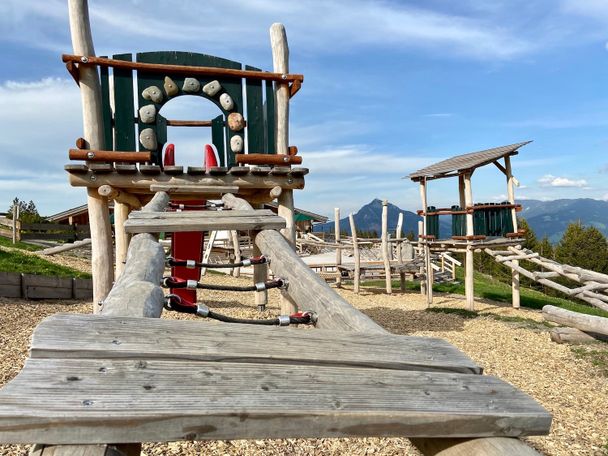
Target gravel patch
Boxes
[0,273,606,455]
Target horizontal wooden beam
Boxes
[62,54,304,84]
[165,120,213,127]
[69,149,151,163]
[236,154,302,166]
[149,184,239,194]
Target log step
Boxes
[0,314,551,445]
[124,210,286,233]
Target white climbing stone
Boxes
[230,135,243,153]
[202,80,222,97]
[163,76,178,97]
[182,77,201,93]
[227,112,245,131]
[139,128,157,150]
[220,93,234,111]
[138,105,156,124]
[142,86,163,103]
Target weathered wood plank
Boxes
[124,215,286,233]
[22,275,73,300]
[129,209,275,219]
[0,358,551,444]
[31,314,482,374]
[149,184,239,195]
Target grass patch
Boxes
[363,268,608,319]
[0,247,90,278]
[426,307,479,319]
[571,346,608,377]
[0,236,42,251]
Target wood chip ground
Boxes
[0,252,606,455]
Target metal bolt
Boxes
[87,151,95,159]
[97,300,103,306]
[82,399,94,406]
[281,74,287,79]
[90,175,96,181]
[287,178,293,184]
[80,56,89,64]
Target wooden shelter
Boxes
[409,141,531,309]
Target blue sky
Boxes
[0,0,607,217]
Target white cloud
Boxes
[538,174,588,188]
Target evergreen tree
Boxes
[555,222,608,273]
[537,235,554,260]
[7,198,45,224]
[517,217,538,251]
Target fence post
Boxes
[12,206,20,244]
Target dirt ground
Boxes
[0,251,606,455]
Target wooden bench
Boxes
[0,313,550,444]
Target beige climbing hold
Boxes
[163,76,178,97]
[203,80,222,97]
[142,86,163,103]
[230,135,243,153]
[227,112,245,131]
[220,93,234,111]
[182,77,201,93]
[138,105,156,124]
[139,128,157,150]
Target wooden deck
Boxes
[0,314,551,444]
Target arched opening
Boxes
[158,95,225,167]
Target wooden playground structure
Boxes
[0,2,553,455]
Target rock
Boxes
[163,76,178,97]
[202,80,222,97]
[230,135,243,153]
[220,93,234,111]
[138,105,156,124]
[142,86,163,103]
[227,112,245,131]
[139,128,157,150]
[182,78,200,93]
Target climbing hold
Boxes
[138,105,156,124]
[139,128,157,150]
[163,76,178,97]
[202,80,222,97]
[227,112,245,131]
[182,78,200,93]
[142,86,163,103]
[220,93,234,111]
[230,135,243,153]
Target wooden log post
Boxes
[68,0,113,309]
[39,238,92,256]
[419,182,432,305]
[396,213,404,262]
[505,156,520,309]
[418,220,426,296]
[349,213,361,294]
[270,23,296,248]
[463,172,475,311]
[381,200,392,294]
[251,204,268,312]
[334,208,342,288]
[11,205,19,244]
[542,305,608,337]
[231,230,241,278]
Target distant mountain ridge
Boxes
[314,198,608,243]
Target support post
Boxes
[505,156,520,309]
[348,213,360,294]
[418,220,426,296]
[419,181,432,305]
[334,208,342,287]
[11,205,19,244]
[231,230,241,278]
[69,0,113,308]
[270,23,296,247]
[113,202,130,278]
[396,212,403,262]
[463,172,475,311]
[250,205,268,312]
[381,200,392,294]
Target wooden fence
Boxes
[0,272,92,300]
[0,217,90,243]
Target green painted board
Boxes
[264,80,276,154]
[112,54,135,152]
[211,114,226,166]
[135,51,245,166]
[99,57,112,150]
[245,65,265,154]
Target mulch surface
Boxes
[0,261,606,455]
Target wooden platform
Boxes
[124,209,286,233]
[0,314,551,444]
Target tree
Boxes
[555,222,608,273]
[537,235,554,260]
[7,198,45,224]
[517,217,538,251]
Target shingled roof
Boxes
[408,141,532,181]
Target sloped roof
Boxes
[408,141,532,181]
